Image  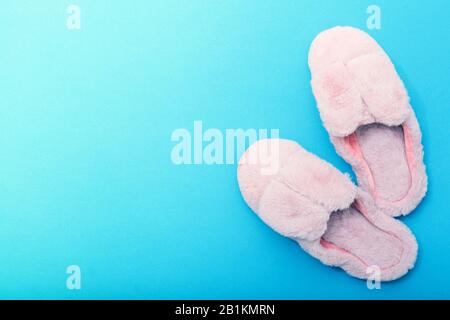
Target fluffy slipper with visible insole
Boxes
[308,26,427,217]
[237,139,417,281]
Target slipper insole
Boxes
[322,206,403,269]
[355,124,411,202]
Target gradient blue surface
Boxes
[0,0,449,299]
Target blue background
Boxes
[0,0,449,299]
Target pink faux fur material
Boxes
[308,26,427,217]
[237,139,418,281]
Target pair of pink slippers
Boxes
[237,27,427,281]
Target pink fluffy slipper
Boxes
[308,26,427,217]
[237,139,417,281]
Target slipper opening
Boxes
[320,203,404,270]
[346,123,413,203]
